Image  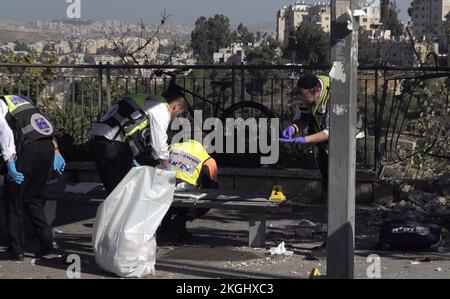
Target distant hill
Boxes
[230,22,275,35]
[0,29,63,43]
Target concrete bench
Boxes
[4,182,292,248]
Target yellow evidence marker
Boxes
[269,185,286,202]
[309,268,321,278]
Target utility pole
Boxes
[327,0,359,279]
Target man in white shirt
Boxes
[0,95,66,261]
[90,89,187,195]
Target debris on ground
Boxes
[268,242,293,256]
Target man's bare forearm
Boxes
[304,131,328,144]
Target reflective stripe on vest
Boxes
[1,95,55,143]
[169,140,211,186]
[99,93,169,143]
[3,95,36,116]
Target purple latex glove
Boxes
[279,137,307,144]
[281,126,296,139]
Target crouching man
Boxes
[160,139,218,241]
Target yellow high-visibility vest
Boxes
[169,140,211,186]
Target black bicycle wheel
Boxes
[220,101,276,120]
[213,101,277,168]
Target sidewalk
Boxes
[0,199,449,279]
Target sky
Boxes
[0,0,413,26]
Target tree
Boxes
[244,37,289,95]
[358,29,377,65]
[14,40,30,52]
[191,16,210,63]
[107,11,179,67]
[232,23,254,46]
[284,23,330,66]
[380,0,403,38]
[191,14,232,64]
[207,15,232,61]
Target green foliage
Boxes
[232,23,255,46]
[245,38,289,96]
[358,29,377,66]
[191,14,232,64]
[283,23,330,66]
[380,0,403,37]
[0,51,57,98]
[13,40,30,52]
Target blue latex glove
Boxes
[279,137,307,144]
[53,153,66,175]
[6,160,24,184]
[281,126,296,139]
[132,159,141,167]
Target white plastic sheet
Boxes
[93,166,176,278]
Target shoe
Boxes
[6,247,25,261]
[172,216,192,242]
[7,251,25,261]
[37,241,60,258]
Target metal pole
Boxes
[327,0,358,279]
[97,62,103,118]
[106,62,112,110]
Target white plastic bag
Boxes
[93,166,176,278]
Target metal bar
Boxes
[2,62,448,72]
[192,78,196,108]
[72,77,76,137]
[231,67,236,104]
[35,79,39,104]
[384,79,397,161]
[364,79,368,167]
[81,78,85,143]
[374,69,379,172]
[241,67,245,102]
[135,76,138,94]
[327,0,358,279]
[0,63,334,71]
[202,78,206,111]
[89,78,93,121]
[271,78,274,111]
[261,78,264,105]
[281,79,284,119]
[250,78,254,102]
[106,63,112,109]
[97,64,103,118]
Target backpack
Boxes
[379,218,443,251]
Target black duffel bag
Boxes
[379,218,443,251]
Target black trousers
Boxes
[90,137,134,196]
[317,145,328,193]
[3,138,54,253]
[164,164,218,223]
